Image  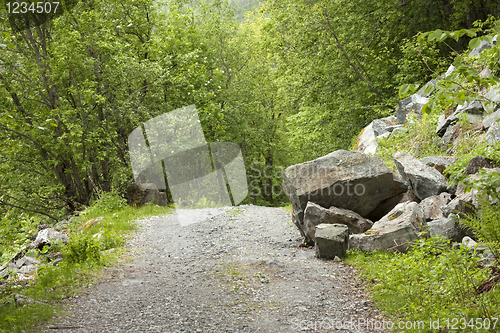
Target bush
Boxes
[65,234,101,264]
[85,192,127,215]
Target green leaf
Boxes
[468,38,481,49]
[421,100,435,116]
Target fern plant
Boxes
[460,197,500,261]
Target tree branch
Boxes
[323,8,391,106]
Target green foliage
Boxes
[65,234,102,264]
[444,141,500,187]
[0,213,40,265]
[376,113,446,168]
[85,192,127,215]
[347,237,498,332]
[460,197,500,260]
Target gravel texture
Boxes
[40,205,388,332]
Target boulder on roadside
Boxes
[303,202,372,243]
[393,152,449,200]
[283,150,407,241]
[420,193,452,221]
[349,201,426,253]
[315,224,349,260]
[31,228,69,249]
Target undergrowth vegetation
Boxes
[0,193,173,333]
[348,20,500,332]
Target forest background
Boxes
[0,0,499,250]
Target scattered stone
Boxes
[282,150,407,241]
[393,152,448,200]
[469,40,493,57]
[463,156,493,175]
[420,193,452,221]
[349,201,426,253]
[394,93,429,124]
[303,202,373,244]
[19,265,38,275]
[444,65,456,77]
[14,294,35,307]
[419,156,456,174]
[485,121,500,145]
[37,224,51,230]
[483,110,500,129]
[93,232,104,241]
[441,195,476,218]
[31,228,69,249]
[314,224,349,260]
[436,101,485,136]
[353,116,401,155]
[15,256,39,268]
[427,217,464,242]
[441,123,460,146]
[462,236,477,250]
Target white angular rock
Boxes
[486,121,500,145]
[349,201,426,252]
[33,228,69,248]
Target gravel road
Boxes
[40,205,388,332]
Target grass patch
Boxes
[0,193,173,333]
[376,113,446,168]
[346,236,500,332]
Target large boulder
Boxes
[303,202,372,243]
[315,224,349,259]
[283,150,407,240]
[349,201,426,252]
[393,152,448,200]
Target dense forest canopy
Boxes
[0,0,499,228]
